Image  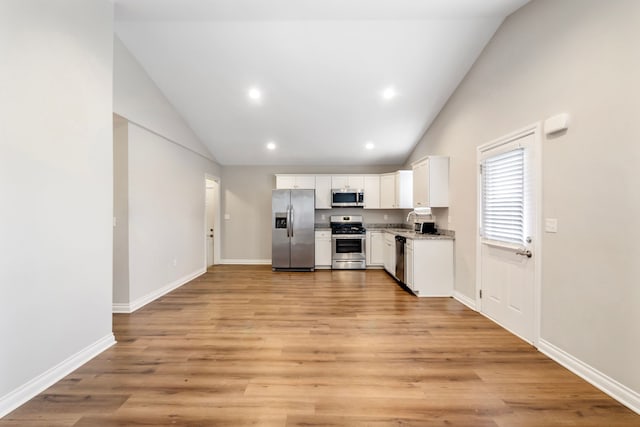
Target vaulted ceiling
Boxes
[114,0,528,166]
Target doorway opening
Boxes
[205,176,221,269]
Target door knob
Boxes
[515,248,532,258]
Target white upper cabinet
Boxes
[275,171,413,210]
[315,175,332,209]
[380,171,412,209]
[331,175,365,190]
[412,156,449,208]
[379,173,395,208]
[363,175,380,209]
[395,170,413,209]
[275,175,316,189]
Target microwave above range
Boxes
[331,189,364,208]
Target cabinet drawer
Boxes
[315,230,331,239]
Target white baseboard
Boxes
[453,290,477,311]
[220,259,271,265]
[0,333,116,418]
[111,303,130,314]
[538,338,640,415]
[112,268,205,314]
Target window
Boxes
[481,148,525,245]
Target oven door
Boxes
[332,234,366,269]
[332,235,366,261]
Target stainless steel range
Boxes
[330,215,366,270]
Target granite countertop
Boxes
[315,223,454,240]
[380,228,455,241]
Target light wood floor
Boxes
[2,265,638,426]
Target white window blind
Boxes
[482,148,525,245]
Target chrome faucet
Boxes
[406,211,415,223]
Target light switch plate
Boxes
[545,218,558,233]
[224,213,231,220]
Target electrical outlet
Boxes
[321,214,326,220]
[383,214,388,220]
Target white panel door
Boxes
[479,130,537,344]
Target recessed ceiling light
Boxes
[365,142,375,150]
[382,87,397,100]
[266,141,276,150]
[248,87,261,100]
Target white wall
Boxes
[113,115,130,305]
[0,0,115,415]
[113,35,221,311]
[113,36,216,162]
[407,0,640,403]
[221,165,404,261]
[126,123,220,308]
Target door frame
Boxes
[204,174,221,267]
[475,122,543,346]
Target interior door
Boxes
[205,182,216,267]
[479,131,537,344]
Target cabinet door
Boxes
[331,176,348,189]
[405,243,414,290]
[314,231,332,267]
[332,175,364,189]
[348,176,365,189]
[383,233,396,275]
[412,160,429,208]
[380,174,395,209]
[363,175,380,209]
[412,157,449,208]
[412,239,453,296]
[276,175,296,189]
[395,170,413,209]
[370,232,385,265]
[295,175,316,189]
[315,176,331,209]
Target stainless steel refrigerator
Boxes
[272,189,315,271]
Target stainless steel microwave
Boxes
[331,189,364,207]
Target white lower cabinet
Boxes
[366,231,384,266]
[406,238,453,297]
[383,232,396,276]
[315,230,332,268]
[405,239,414,290]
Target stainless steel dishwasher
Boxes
[395,235,406,283]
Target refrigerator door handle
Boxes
[290,207,294,238]
[286,206,290,237]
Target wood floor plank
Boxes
[1,265,637,426]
